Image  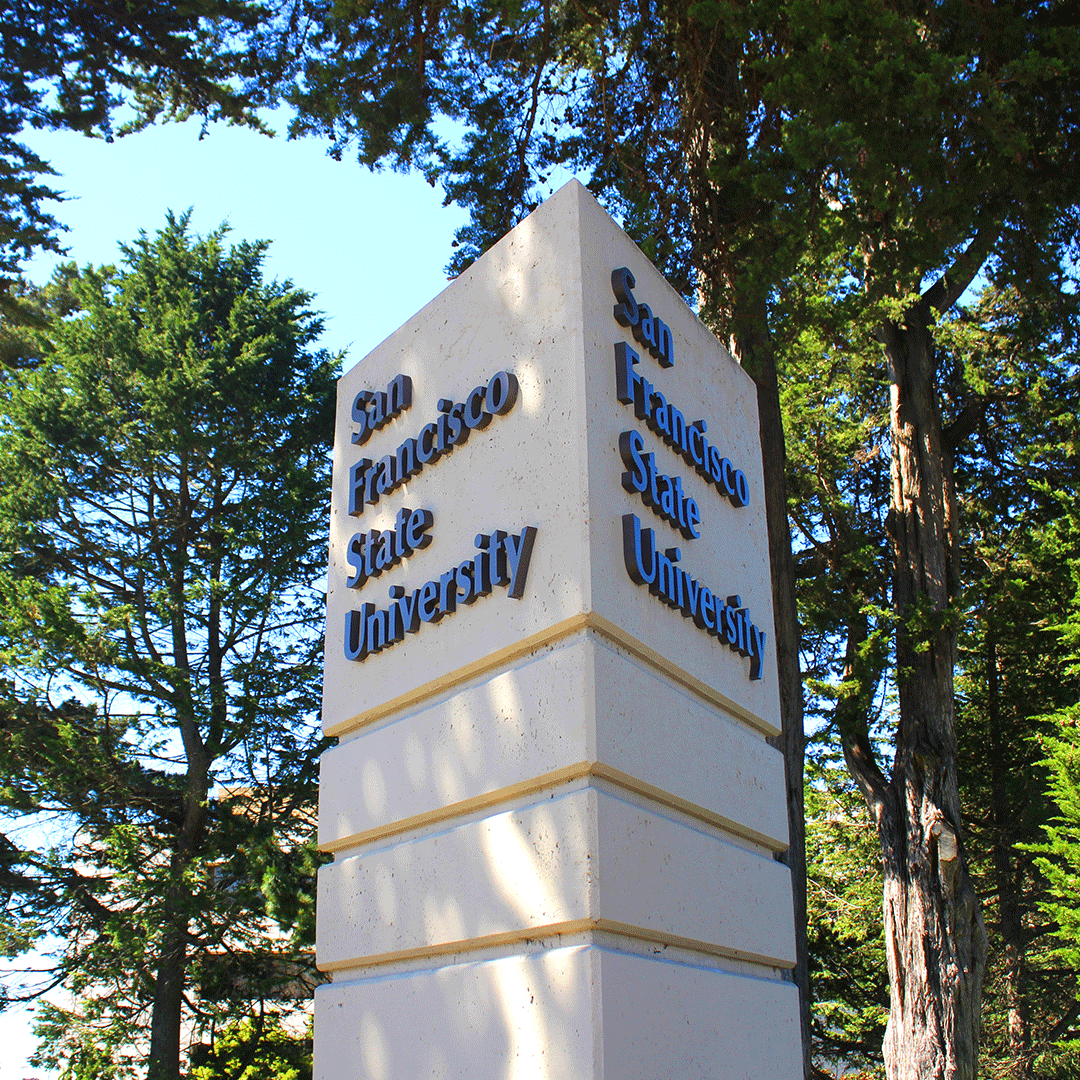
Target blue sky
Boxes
[1,109,489,1080]
[20,112,474,373]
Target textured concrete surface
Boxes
[318,632,787,854]
[314,944,802,1080]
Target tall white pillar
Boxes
[315,179,801,1078]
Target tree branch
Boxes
[923,219,1002,315]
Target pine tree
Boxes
[1025,708,1080,1072]
[787,271,1080,1078]
[0,213,337,1080]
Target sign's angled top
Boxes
[321,179,779,737]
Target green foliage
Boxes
[776,0,1079,294]
[786,266,1080,1076]
[777,252,893,1073]
[31,999,140,1080]
[1025,706,1080,1055]
[805,757,888,1074]
[14,2,1080,1075]
[944,282,1080,1078]
[189,1016,312,1080]
[0,269,82,369]
[285,2,1080,1074]
[777,251,892,701]
[288,0,813,300]
[0,213,337,1075]
[286,1,1080,326]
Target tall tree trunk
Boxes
[147,758,209,1080]
[877,304,987,1080]
[147,635,210,1079]
[147,473,211,1080]
[731,304,811,1078]
[148,890,190,1080]
[672,10,812,1070]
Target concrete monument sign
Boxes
[315,179,801,1078]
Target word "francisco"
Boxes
[345,506,433,590]
[612,266,675,367]
[351,373,412,445]
[344,527,538,662]
[349,370,518,517]
[622,514,767,680]
[615,342,749,508]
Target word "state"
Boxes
[344,527,538,662]
[345,506,433,590]
[620,429,701,539]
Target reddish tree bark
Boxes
[835,227,1001,1078]
[880,302,986,1079]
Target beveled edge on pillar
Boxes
[313,940,802,1080]
[323,611,779,739]
[315,918,797,975]
[316,784,796,975]
[318,759,788,856]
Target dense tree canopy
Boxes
[299,4,1080,1076]
[791,270,1080,1076]
[0,215,337,1080]
[1025,706,1080,1070]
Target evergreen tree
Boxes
[776,253,893,1074]
[805,755,890,1075]
[0,214,337,1080]
[788,271,1080,1078]
[1024,707,1080,1074]
[188,1014,313,1080]
[946,283,1080,1079]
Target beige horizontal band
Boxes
[317,917,795,975]
[318,761,591,853]
[319,758,787,855]
[323,611,776,739]
[589,761,787,852]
